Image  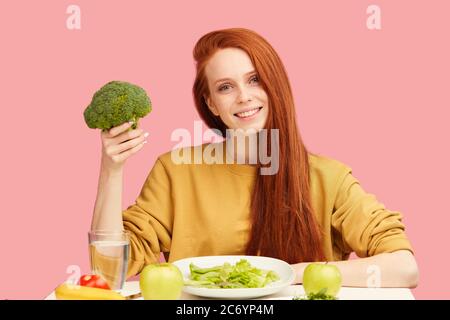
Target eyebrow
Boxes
[214,70,257,85]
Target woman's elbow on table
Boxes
[405,261,419,289]
[394,250,419,288]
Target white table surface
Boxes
[45,281,415,300]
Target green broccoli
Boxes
[83,80,152,130]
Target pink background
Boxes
[0,0,448,299]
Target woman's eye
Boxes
[218,84,231,91]
[250,76,259,84]
[218,77,258,92]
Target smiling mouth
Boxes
[234,106,263,118]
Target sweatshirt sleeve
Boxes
[122,158,174,277]
[331,170,413,258]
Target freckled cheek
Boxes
[257,90,269,104]
[216,99,236,116]
[248,91,267,107]
[215,105,235,122]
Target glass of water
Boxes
[88,230,130,291]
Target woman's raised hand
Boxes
[100,121,148,171]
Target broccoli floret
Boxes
[83,80,152,130]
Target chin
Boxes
[227,123,264,133]
[242,120,266,132]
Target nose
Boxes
[237,87,252,103]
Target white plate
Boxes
[172,255,296,299]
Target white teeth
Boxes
[235,107,261,118]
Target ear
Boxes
[204,95,219,116]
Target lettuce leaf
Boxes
[185,259,280,289]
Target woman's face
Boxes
[204,48,269,132]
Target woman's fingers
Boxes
[103,122,133,139]
[100,121,148,167]
[111,140,147,163]
[113,128,145,145]
[107,132,148,155]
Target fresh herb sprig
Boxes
[293,288,338,300]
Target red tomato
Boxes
[79,274,111,290]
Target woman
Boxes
[91,28,419,287]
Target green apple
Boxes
[139,262,184,300]
[303,263,342,297]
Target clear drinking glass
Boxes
[88,230,130,291]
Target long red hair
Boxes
[192,28,324,263]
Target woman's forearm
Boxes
[291,250,419,288]
[90,122,147,232]
[90,162,125,232]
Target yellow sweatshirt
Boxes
[121,143,413,277]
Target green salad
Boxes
[185,259,280,289]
